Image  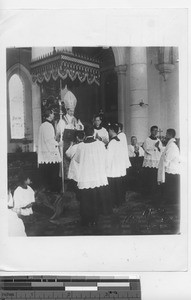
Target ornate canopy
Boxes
[30,49,100,86]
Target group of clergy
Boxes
[37,88,180,226]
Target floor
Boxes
[8,154,180,236]
[24,190,180,237]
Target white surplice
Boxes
[38,121,61,164]
[65,142,83,182]
[157,138,180,183]
[75,139,108,189]
[13,185,35,216]
[118,132,131,169]
[142,137,162,168]
[106,137,127,178]
[8,209,26,237]
[94,127,109,144]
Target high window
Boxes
[9,74,25,139]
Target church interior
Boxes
[7,46,180,236]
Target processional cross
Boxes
[58,80,65,193]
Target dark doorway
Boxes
[73,47,118,123]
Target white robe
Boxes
[38,121,61,164]
[13,185,35,216]
[57,114,77,133]
[106,138,127,178]
[157,138,180,183]
[65,143,83,182]
[118,132,131,168]
[75,139,108,189]
[128,144,144,157]
[142,137,162,168]
[94,127,109,144]
[8,191,14,207]
[56,114,84,140]
[8,209,26,237]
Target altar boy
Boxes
[75,124,108,226]
[106,123,127,208]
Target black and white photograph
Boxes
[0,6,188,275]
[7,46,181,237]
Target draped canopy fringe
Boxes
[30,51,100,86]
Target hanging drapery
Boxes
[30,50,100,86]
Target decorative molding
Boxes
[155,47,176,81]
[7,63,32,83]
[30,49,100,86]
[115,64,127,74]
[155,63,175,81]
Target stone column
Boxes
[166,62,179,137]
[155,47,179,137]
[31,48,44,153]
[32,83,41,152]
[115,65,127,126]
[129,47,149,143]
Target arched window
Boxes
[9,74,25,139]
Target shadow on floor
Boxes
[24,190,180,237]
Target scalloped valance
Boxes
[30,50,100,86]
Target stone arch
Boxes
[112,47,127,66]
